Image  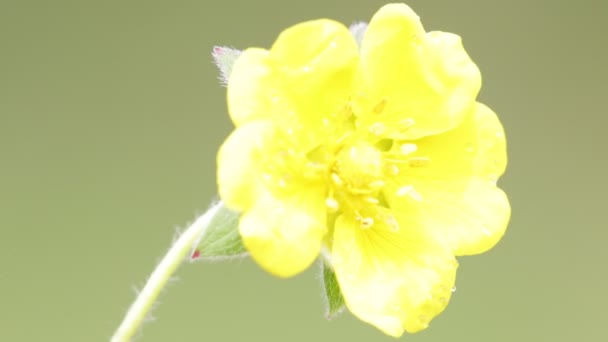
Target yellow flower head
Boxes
[217,3,510,337]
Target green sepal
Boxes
[191,201,247,260]
[349,22,367,50]
[212,46,243,86]
[321,259,346,320]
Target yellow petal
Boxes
[227,48,284,127]
[331,211,457,336]
[385,178,510,256]
[216,120,276,211]
[240,185,327,277]
[383,102,509,255]
[358,3,481,139]
[269,19,359,128]
[403,102,507,180]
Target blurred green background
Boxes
[2,0,607,341]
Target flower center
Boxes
[334,142,384,195]
[322,140,389,217]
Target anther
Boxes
[407,156,430,167]
[386,215,399,232]
[369,180,385,189]
[359,217,374,229]
[396,185,414,197]
[368,122,386,135]
[388,164,400,175]
[399,143,418,155]
[372,98,387,114]
[331,172,344,186]
[398,118,416,129]
[364,196,379,204]
[325,197,339,211]
[397,185,423,201]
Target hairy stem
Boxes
[111,202,223,342]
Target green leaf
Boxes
[212,46,243,86]
[191,201,247,260]
[321,259,346,320]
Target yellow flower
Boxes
[217,3,510,337]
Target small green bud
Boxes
[212,46,243,86]
[321,260,346,320]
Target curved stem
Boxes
[111,202,223,342]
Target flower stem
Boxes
[111,202,223,342]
